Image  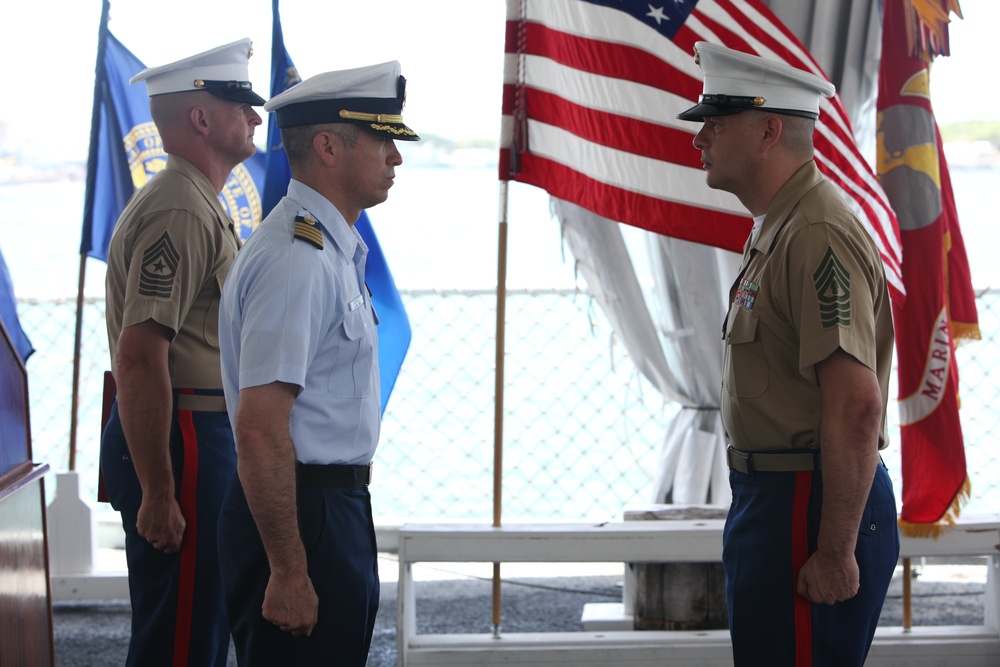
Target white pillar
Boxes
[46,471,96,575]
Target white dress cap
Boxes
[677,42,835,122]
[265,61,419,140]
[129,38,265,105]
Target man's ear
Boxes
[313,130,339,167]
[189,106,211,136]
[760,114,783,148]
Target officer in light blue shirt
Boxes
[217,60,419,666]
[221,181,380,466]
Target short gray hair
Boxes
[280,122,362,166]
[778,114,816,157]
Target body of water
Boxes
[0,163,578,299]
[2,164,998,298]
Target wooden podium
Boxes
[0,319,55,666]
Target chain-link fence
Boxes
[15,288,1000,523]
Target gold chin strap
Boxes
[339,109,405,124]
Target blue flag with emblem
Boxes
[0,246,34,363]
[80,0,266,262]
[265,0,412,415]
[79,0,408,411]
[79,1,150,261]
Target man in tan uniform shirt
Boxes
[676,43,899,666]
[100,39,264,667]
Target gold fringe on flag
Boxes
[943,231,982,344]
[898,475,972,537]
[903,0,963,61]
[952,320,981,343]
[941,222,979,433]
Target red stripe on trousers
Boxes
[173,390,200,667]
[791,471,813,666]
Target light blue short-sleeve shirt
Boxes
[220,180,380,465]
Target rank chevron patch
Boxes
[139,232,180,299]
[812,247,851,328]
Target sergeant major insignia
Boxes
[293,214,324,249]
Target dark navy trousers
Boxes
[100,396,236,667]
[218,477,379,666]
[723,463,899,666]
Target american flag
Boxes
[500,0,904,300]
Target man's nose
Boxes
[692,125,709,150]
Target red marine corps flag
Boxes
[877,0,980,536]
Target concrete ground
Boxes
[52,556,987,667]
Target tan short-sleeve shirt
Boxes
[105,155,241,389]
[720,161,894,451]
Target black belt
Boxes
[297,462,372,488]
[726,446,818,474]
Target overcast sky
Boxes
[0,0,992,163]
[0,0,507,161]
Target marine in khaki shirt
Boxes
[676,41,899,666]
[105,154,241,390]
[99,38,264,667]
[720,160,894,453]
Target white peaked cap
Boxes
[265,61,419,140]
[130,38,265,105]
[677,42,835,122]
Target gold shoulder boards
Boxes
[293,215,323,249]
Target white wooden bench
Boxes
[397,516,1000,666]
